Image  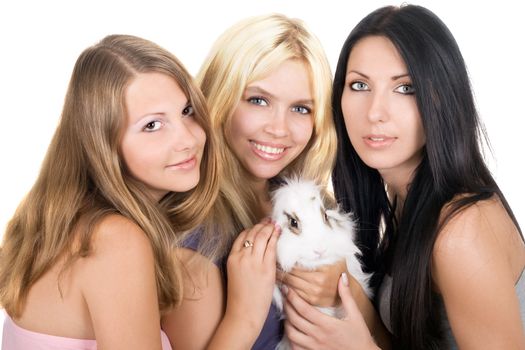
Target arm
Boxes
[79,215,163,350]
[161,248,225,350]
[432,201,525,349]
[283,273,382,350]
[162,222,280,350]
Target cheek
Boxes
[229,107,254,138]
[341,92,362,137]
[290,117,314,146]
[399,103,426,147]
[191,123,207,149]
[120,138,149,178]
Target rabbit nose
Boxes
[314,248,326,257]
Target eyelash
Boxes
[349,81,415,95]
[247,96,268,106]
[143,120,162,132]
[350,81,369,91]
[292,106,311,115]
[182,105,194,116]
[247,96,311,115]
[394,84,415,95]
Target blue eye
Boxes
[395,84,415,95]
[350,81,369,91]
[248,96,269,106]
[183,105,194,116]
[143,121,162,132]
[291,105,311,115]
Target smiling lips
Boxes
[166,156,197,170]
[250,141,287,160]
[363,134,396,148]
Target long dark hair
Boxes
[332,5,522,349]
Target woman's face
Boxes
[341,35,426,183]
[228,59,314,182]
[121,72,206,201]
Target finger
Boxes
[286,287,327,327]
[240,223,266,252]
[263,224,280,263]
[283,295,315,335]
[230,229,249,252]
[284,321,313,350]
[282,272,323,305]
[282,272,312,292]
[251,223,276,257]
[276,269,286,282]
[259,216,272,225]
[338,272,360,320]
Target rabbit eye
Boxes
[321,208,333,229]
[284,211,300,235]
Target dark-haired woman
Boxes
[281,5,525,349]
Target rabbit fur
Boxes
[271,178,372,350]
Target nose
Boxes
[171,118,201,152]
[367,91,389,123]
[313,248,326,258]
[263,106,289,138]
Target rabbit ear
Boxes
[325,208,355,231]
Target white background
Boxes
[0,0,523,337]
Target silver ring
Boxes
[243,240,254,248]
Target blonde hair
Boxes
[0,35,219,317]
[198,14,337,256]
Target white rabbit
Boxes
[271,177,372,350]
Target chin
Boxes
[251,168,284,181]
[174,174,201,193]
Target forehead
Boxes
[247,59,313,100]
[125,72,188,114]
[347,36,408,75]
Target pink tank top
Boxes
[2,316,172,350]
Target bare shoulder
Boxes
[76,214,156,288]
[91,214,152,252]
[433,196,524,289]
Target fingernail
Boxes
[274,223,281,233]
[341,272,349,286]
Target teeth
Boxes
[253,142,285,154]
[370,137,385,141]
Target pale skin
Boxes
[284,35,525,349]
[162,59,345,348]
[17,215,165,350]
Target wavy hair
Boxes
[0,34,219,317]
[197,14,336,256]
[332,5,522,349]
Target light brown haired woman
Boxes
[0,34,219,349]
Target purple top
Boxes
[183,230,282,349]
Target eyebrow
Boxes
[347,70,411,81]
[244,86,314,106]
[133,99,191,125]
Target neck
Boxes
[249,178,272,218]
[380,153,423,214]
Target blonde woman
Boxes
[162,14,340,349]
[0,34,219,350]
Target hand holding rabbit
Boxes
[277,260,347,307]
[225,219,281,336]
